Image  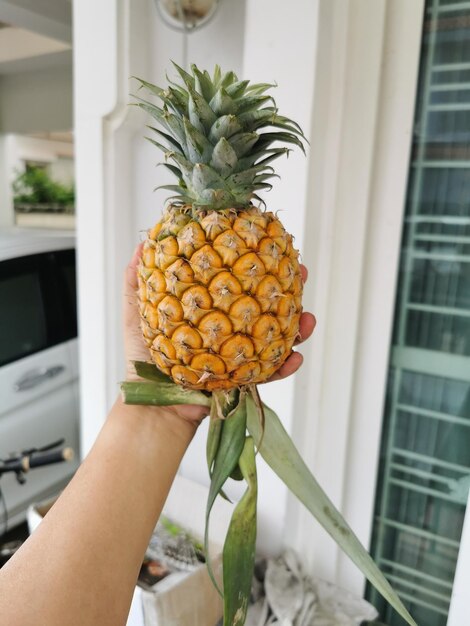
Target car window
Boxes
[0,257,48,367]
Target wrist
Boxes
[111,396,199,448]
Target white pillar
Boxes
[282,0,424,594]
[242,0,319,555]
[284,0,389,585]
[74,0,151,455]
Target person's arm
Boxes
[0,400,198,626]
[0,245,315,626]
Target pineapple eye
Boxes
[199,254,210,269]
[157,295,184,322]
[200,213,232,240]
[231,362,261,383]
[198,311,233,351]
[171,365,200,387]
[243,309,252,322]
[191,353,226,376]
[235,348,245,361]
[208,323,222,338]
[230,296,261,333]
[191,244,223,281]
[220,335,255,361]
[252,314,281,341]
[260,340,286,363]
[189,294,199,308]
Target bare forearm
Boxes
[0,398,197,626]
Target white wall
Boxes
[0,0,72,43]
[74,0,320,558]
[0,65,73,134]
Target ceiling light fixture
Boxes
[154,0,220,33]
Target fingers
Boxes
[300,264,308,284]
[267,351,304,383]
[295,312,316,345]
[123,244,142,325]
[171,405,210,424]
[265,311,316,384]
[125,243,144,291]
[123,243,144,324]
[123,243,151,367]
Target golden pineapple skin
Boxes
[138,204,303,391]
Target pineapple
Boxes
[135,63,305,390]
[124,64,418,626]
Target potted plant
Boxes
[12,166,75,214]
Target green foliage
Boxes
[13,166,75,207]
[133,62,307,210]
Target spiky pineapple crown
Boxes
[134,63,306,210]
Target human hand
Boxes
[123,243,316,423]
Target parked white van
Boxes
[0,230,80,531]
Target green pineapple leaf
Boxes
[205,391,247,594]
[134,63,307,209]
[133,361,173,384]
[210,137,238,177]
[121,379,210,407]
[183,117,213,163]
[228,132,260,158]
[222,436,257,626]
[146,126,185,153]
[246,395,418,626]
[209,114,243,143]
[225,79,250,99]
[191,64,216,101]
[209,88,237,116]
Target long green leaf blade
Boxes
[205,393,247,594]
[246,396,418,626]
[223,437,257,626]
[120,380,210,407]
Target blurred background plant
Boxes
[13,165,74,212]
